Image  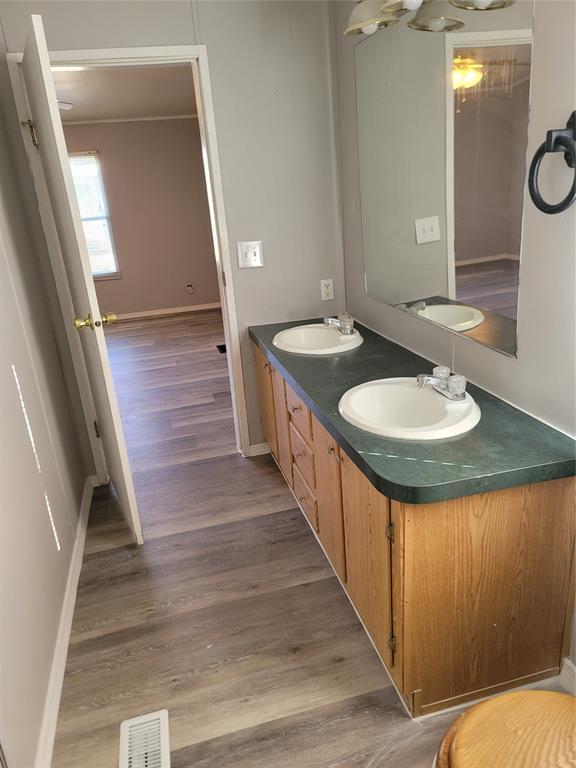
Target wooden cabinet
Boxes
[293,462,318,531]
[341,453,394,671]
[252,341,575,717]
[271,368,292,485]
[290,421,316,489]
[254,345,278,460]
[396,478,576,715]
[285,384,313,444]
[312,416,347,583]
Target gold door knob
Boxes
[74,314,94,331]
[101,312,118,325]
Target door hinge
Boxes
[22,119,38,148]
[221,270,227,287]
[388,633,396,653]
[93,419,101,439]
[386,522,395,543]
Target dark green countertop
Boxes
[249,319,576,504]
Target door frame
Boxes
[7,44,250,459]
[444,28,533,301]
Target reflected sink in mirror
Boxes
[414,303,484,332]
[339,377,481,441]
[272,324,364,355]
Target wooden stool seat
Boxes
[436,691,576,768]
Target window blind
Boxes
[69,154,119,277]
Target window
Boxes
[69,153,119,277]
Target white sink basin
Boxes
[416,304,484,332]
[272,324,363,355]
[339,377,481,441]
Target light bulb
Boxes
[361,22,379,34]
[473,0,493,6]
[428,17,447,31]
[404,0,423,9]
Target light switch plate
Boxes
[414,216,441,245]
[237,241,263,268]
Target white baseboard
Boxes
[34,475,95,768]
[243,442,270,457]
[456,253,520,267]
[117,303,221,321]
[560,658,576,695]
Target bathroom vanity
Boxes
[250,320,576,717]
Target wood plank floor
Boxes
[455,258,520,319]
[52,310,456,767]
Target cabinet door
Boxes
[254,345,278,459]
[285,383,313,445]
[293,462,318,532]
[271,367,292,485]
[312,415,346,583]
[399,477,576,716]
[341,453,393,669]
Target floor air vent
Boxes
[119,709,170,768]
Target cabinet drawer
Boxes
[290,422,316,489]
[293,463,318,532]
[285,383,313,445]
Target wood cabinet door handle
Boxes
[294,451,303,459]
[299,496,307,503]
[291,404,301,413]
[328,445,341,463]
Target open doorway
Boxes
[8,33,252,543]
[452,42,531,320]
[53,62,238,531]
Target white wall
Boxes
[332,0,575,437]
[0,101,87,766]
[0,0,345,445]
[356,24,448,304]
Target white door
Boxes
[20,15,143,544]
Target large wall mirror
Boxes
[355,1,534,356]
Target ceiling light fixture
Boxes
[403,0,424,9]
[452,56,484,89]
[344,0,403,36]
[408,0,464,31]
[449,0,515,9]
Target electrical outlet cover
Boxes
[320,278,334,301]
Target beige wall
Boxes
[64,118,220,315]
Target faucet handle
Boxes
[338,313,355,333]
[433,365,450,380]
[448,374,467,396]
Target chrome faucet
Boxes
[396,300,426,313]
[323,313,356,335]
[408,301,426,314]
[417,366,468,402]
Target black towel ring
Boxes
[528,111,576,215]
